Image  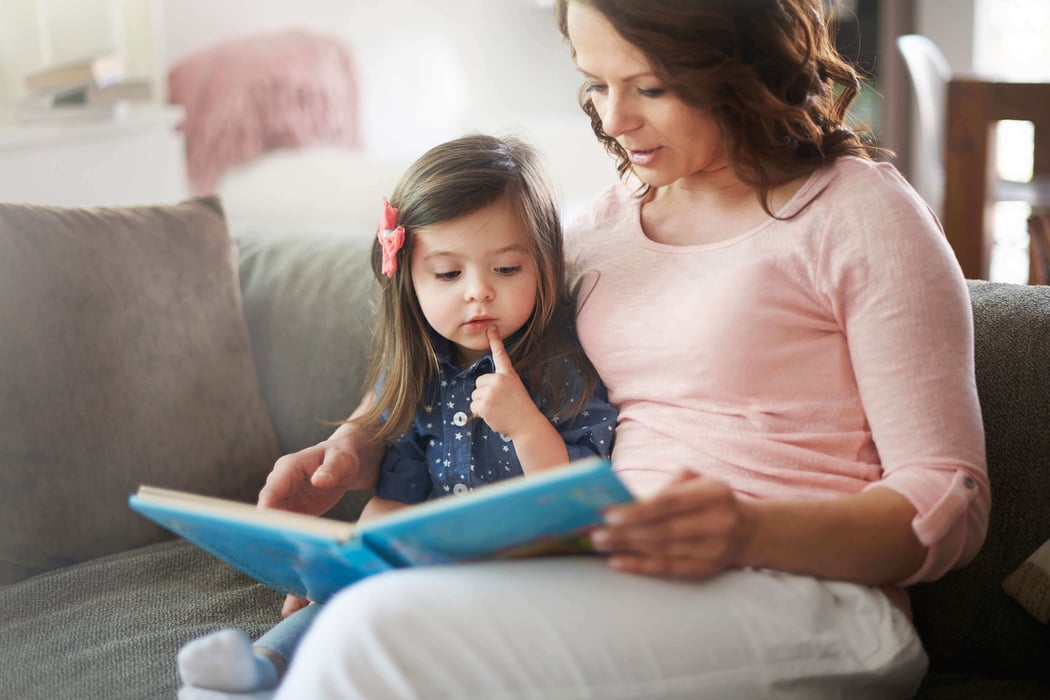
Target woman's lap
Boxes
[275,557,927,700]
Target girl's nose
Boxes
[465,275,494,302]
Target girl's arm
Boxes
[358,495,414,523]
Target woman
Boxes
[264,1,989,697]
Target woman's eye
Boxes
[495,266,522,275]
[435,271,460,281]
[638,88,666,98]
[583,82,608,96]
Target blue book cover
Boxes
[129,457,632,603]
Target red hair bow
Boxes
[378,196,406,278]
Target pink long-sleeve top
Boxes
[567,157,990,587]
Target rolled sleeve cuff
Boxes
[870,464,990,586]
[557,384,617,463]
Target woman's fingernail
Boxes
[591,530,610,551]
[604,510,624,525]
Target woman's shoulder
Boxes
[786,156,935,235]
[800,157,958,293]
[809,157,921,206]
[566,181,638,234]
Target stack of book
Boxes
[13,51,153,124]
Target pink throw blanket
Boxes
[169,30,360,194]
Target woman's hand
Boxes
[592,470,930,585]
[258,437,364,516]
[590,469,754,579]
[258,400,384,515]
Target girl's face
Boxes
[566,1,728,189]
[410,198,539,367]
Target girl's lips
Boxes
[462,319,494,333]
[627,147,661,167]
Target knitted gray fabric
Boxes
[0,540,282,700]
[910,281,1050,684]
[0,198,280,584]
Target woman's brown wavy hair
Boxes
[555,0,879,214]
[355,134,599,444]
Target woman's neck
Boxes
[640,173,806,247]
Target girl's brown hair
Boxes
[356,134,599,444]
[555,0,878,214]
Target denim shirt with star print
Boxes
[374,334,617,503]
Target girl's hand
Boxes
[470,326,546,439]
[590,469,754,579]
[281,594,310,618]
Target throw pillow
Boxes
[168,29,360,194]
[1003,538,1050,625]
[0,196,280,584]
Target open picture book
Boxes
[128,457,633,603]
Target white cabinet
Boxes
[0,106,187,207]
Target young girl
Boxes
[176,134,617,699]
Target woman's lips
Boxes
[627,147,660,166]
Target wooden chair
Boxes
[1029,210,1050,285]
[896,34,1050,279]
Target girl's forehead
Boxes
[413,201,532,256]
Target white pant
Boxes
[275,558,928,699]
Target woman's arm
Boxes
[737,486,926,584]
[591,470,927,586]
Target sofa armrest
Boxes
[909,281,1050,681]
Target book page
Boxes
[135,486,356,540]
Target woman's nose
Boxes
[599,91,637,138]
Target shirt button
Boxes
[452,411,468,427]
[500,434,512,442]
[453,483,469,495]
[963,476,976,489]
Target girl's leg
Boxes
[276,559,927,700]
[178,604,321,694]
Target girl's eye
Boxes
[495,266,522,275]
[583,81,608,96]
[638,87,666,98]
[435,271,460,281]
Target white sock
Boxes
[177,686,276,700]
[177,628,280,692]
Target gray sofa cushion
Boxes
[910,281,1050,683]
[0,540,282,700]
[235,228,377,520]
[0,198,280,584]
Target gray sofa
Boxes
[0,197,1048,699]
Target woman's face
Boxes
[565,1,728,188]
